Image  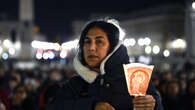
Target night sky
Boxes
[0,0,185,42]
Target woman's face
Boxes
[83,27,110,68]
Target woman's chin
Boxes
[88,63,99,68]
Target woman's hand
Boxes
[133,95,155,110]
[95,102,115,110]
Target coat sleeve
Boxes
[46,78,96,110]
[147,80,164,110]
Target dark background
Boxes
[0,0,185,42]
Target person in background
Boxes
[162,80,182,110]
[47,18,163,110]
[180,79,195,110]
[0,88,10,110]
[10,84,37,110]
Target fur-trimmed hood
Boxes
[73,42,122,83]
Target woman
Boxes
[47,18,163,110]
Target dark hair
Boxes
[78,19,120,65]
[186,78,195,95]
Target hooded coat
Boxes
[47,43,163,110]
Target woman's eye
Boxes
[96,40,103,44]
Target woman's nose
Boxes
[89,42,96,51]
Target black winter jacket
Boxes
[47,44,163,110]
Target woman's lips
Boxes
[88,55,98,59]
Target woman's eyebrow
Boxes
[95,36,104,39]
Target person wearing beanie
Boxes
[46,18,163,110]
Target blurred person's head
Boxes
[24,78,35,92]
[166,80,180,98]
[177,71,187,80]
[187,79,195,97]
[179,78,187,94]
[33,77,41,90]
[10,71,21,85]
[158,81,168,97]
[78,18,120,68]
[188,71,195,80]
[152,74,160,88]
[49,70,63,82]
[8,76,19,91]
[12,84,27,105]
[162,71,173,81]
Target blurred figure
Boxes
[24,77,41,110]
[183,58,195,73]
[10,84,37,110]
[24,77,41,94]
[180,79,195,110]
[177,71,187,95]
[7,76,20,96]
[38,69,66,110]
[62,68,77,79]
[158,80,167,99]
[188,71,195,80]
[179,78,187,95]
[152,74,160,89]
[39,84,62,110]
[161,71,173,82]
[0,70,8,88]
[0,101,6,110]
[162,80,182,110]
[0,88,10,110]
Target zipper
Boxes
[100,78,104,85]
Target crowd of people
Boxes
[0,68,76,110]
[0,63,194,110]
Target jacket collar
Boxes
[73,42,122,83]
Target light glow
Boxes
[0,46,3,54]
[172,39,186,49]
[3,39,12,48]
[31,40,61,50]
[43,52,49,60]
[36,53,42,59]
[163,49,170,57]
[192,2,195,10]
[138,38,145,46]
[8,48,16,55]
[145,46,152,54]
[61,39,78,50]
[14,41,21,50]
[53,43,61,51]
[153,45,160,54]
[144,37,151,45]
[124,38,136,47]
[2,53,8,60]
[48,50,55,60]
[60,49,68,59]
